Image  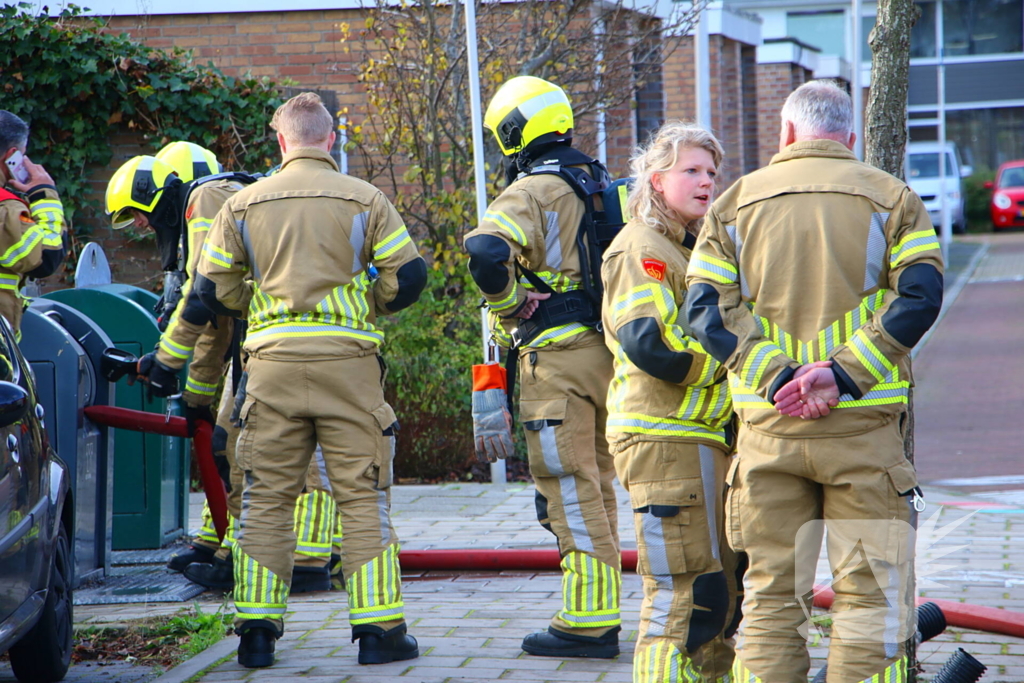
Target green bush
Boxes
[0,3,283,228]
[964,168,996,225]
[380,245,481,480]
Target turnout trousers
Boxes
[728,419,918,683]
[232,354,403,633]
[194,366,337,570]
[613,438,742,683]
[519,341,621,638]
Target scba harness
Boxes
[510,146,633,349]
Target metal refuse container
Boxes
[42,286,188,550]
[20,301,114,586]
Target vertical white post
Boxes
[694,1,711,129]
[465,0,506,486]
[936,0,950,263]
[851,0,864,160]
[595,13,608,165]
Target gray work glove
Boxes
[472,387,514,463]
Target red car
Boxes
[986,160,1024,230]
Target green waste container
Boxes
[44,285,189,550]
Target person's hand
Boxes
[136,352,180,398]
[774,361,840,419]
[183,402,214,438]
[9,157,55,193]
[513,290,551,319]
[472,387,514,463]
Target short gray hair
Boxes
[0,111,29,153]
[780,80,853,138]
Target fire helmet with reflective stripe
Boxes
[105,156,179,230]
[484,76,573,157]
[155,141,221,183]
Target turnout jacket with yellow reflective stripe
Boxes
[197,147,425,360]
[155,179,244,403]
[601,219,732,447]
[464,169,602,350]
[685,140,944,438]
[0,182,66,331]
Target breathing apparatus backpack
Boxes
[509,146,634,349]
[153,171,262,330]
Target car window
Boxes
[999,167,1024,189]
[908,152,955,179]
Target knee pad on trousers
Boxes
[724,552,749,639]
[212,425,228,455]
[686,570,729,652]
[534,490,553,533]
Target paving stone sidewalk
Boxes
[55,483,1024,683]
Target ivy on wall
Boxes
[0,3,284,229]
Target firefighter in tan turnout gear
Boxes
[0,110,67,337]
[464,76,621,658]
[104,145,337,595]
[601,123,741,683]
[196,92,427,669]
[685,81,943,683]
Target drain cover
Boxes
[74,565,208,606]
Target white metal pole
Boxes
[851,0,864,160]
[936,0,950,262]
[465,0,506,486]
[694,1,711,129]
[595,12,608,165]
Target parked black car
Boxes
[0,315,72,683]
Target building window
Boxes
[787,10,846,58]
[911,1,938,58]
[942,0,1023,56]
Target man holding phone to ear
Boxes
[0,110,67,336]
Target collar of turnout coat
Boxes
[280,146,340,174]
[770,139,856,166]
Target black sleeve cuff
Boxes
[831,361,861,399]
[767,366,797,405]
[27,184,57,203]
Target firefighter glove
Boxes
[137,352,180,398]
[184,402,214,438]
[471,363,514,463]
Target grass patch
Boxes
[74,603,233,669]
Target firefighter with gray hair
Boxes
[685,79,943,682]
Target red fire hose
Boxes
[84,405,228,541]
[811,585,1024,640]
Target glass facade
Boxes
[909,107,1024,172]
[865,0,1023,60]
[787,10,847,58]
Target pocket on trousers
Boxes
[725,456,745,553]
[632,477,709,575]
[235,397,257,472]
[368,402,398,490]
[520,397,578,476]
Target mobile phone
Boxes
[5,150,29,184]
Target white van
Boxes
[905,142,973,234]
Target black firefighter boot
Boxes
[166,544,216,572]
[352,623,419,665]
[184,557,234,590]
[522,625,621,659]
[236,619,282,668]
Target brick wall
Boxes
[756,62,814,168]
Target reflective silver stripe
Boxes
[647,574,673,638]
[377,435,394,546]
[518,90,567,118]
[559,475,594,554]
[313,444,332,494]
[883,562,900,660]
[350,211,368,274]
[539,424,564,476]
[237,219,261,282]
[236,605,286,616]
[699,445,720,562]
[725,224,749,298]
[545,211,563,270]
[352,605,404,620]
[563,611,620,624]
[640,512,670,575]
[865,212,889,290]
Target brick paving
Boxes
[6,235,1023,683]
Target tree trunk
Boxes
[863,1,921,679]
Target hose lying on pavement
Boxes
[932,649,987,683]
[810,602,947,683]
[398,550,1024,640]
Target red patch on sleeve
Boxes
[185,205,194,221]
[642,258,666,281]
